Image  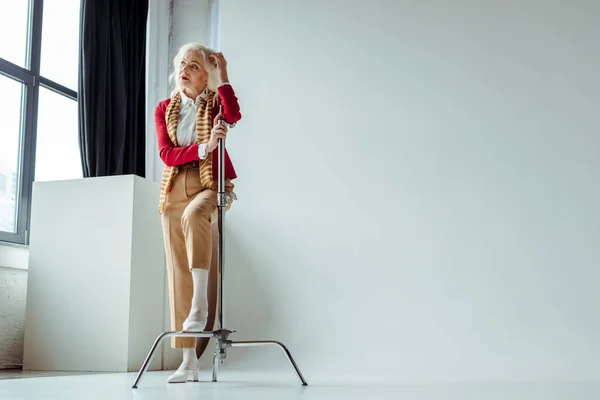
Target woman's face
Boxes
[178,50,208,96]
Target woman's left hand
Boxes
[210,52,229,84]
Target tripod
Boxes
[131,109,307,389]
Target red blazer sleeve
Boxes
[155,100,200,167]
[216,84,242,124]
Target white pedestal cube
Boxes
[23,175,166,372]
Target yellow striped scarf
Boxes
[158,90,227,215]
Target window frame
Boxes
[0,0,79,245]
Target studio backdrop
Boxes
[212,0,600,383]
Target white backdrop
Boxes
[205,0,600,383]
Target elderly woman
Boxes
[155,42,241,383]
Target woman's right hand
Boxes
[206,111,228,153]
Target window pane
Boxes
[0,0,30,68]
[0,75,24,233]
[35,88,82,182]
[40,0,81,90]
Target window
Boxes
[0,0,82,244]
[0,1,30,68]
[40,0,81,91]
[0,76,24,234]
[35,87,82,182]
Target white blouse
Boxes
[177,83,231,159]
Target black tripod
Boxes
[132,108,307,389]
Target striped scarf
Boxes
[158,90,230,215]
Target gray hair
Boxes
[169,42,220,96]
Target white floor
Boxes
[1,369,599,400]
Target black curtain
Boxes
[78,0,149,177]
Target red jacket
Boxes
[155,84,242,180]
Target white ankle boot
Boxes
[182,269,209,332]
[166,363,199,383]
[167,348,199,383]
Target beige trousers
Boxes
[161,165,223,349]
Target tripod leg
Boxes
[131,332,169,389]
[212,340,220,382]
[231,341,308,386]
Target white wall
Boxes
[145,0,171,183]
[0,246,28,271]
[213,0,600,383]
[0,244,29,368]
[169,0,213,67]
[0,266,27,369]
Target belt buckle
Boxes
[180,161,198,170]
